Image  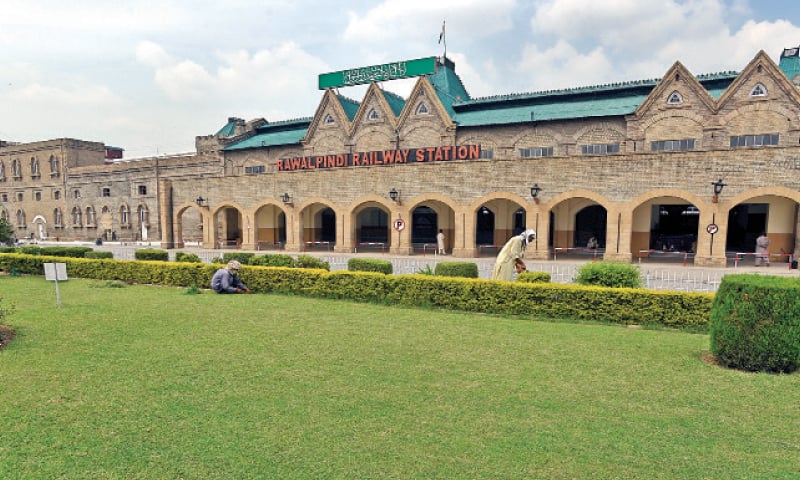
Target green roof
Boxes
[216,119,239,137]
[382,89,406,116]
[337,94,360,121]
[779,46,800,83]
[223,118,311,151]
[427,57,470,117]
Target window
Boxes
[415,103,429,115]
[30,157,40,178]
[53,190,61,200]
[0,208,7,220]
[138,185,147,195]
[16,192,23,202]
[49,155,59,176]
[245,165,266,174]
[749,83,767,97]
[667,91,684,105]
[54,208,63,227]
[16,209,25,227]
[34,191,41,201]
[730,133,779,148]
[86,206,96,226]
[323,114,335,125]
[74,189,81,199]
[651,139,696,151]
[12,159,21,179]
[102,187,111,197]
[367,108,380,121]
[1,193,7,202]
[72,207,82,226]
[479,149,494,159]
[0,161,5,180]
[137,205,149,227]
[102,206,110,214]
[581,143,620,155]
[519,147,554,158]
[120,205,130,226]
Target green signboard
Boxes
[318,56,437,89]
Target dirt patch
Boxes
[700,351,719,366]
[0,324,16,350]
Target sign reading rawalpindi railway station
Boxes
[318,57,437,89]
[277,145,482,172]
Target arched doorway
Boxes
[411,206,437,245]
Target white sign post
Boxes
[44,263,68,309]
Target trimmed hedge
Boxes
[250,253,296,268]
[134,249,169,261]
[348,258,393,274]
[709,274,800,373]
[516,271,551,283]
[434,261,479,278]
[175,252,202,263]
[85,251,114,259]
[575,261,642,288]
[0,253,713,330]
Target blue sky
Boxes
[2,0,800,158]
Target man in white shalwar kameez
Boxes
[491,229,536,281]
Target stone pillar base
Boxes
[603,252,633,263]
[694,255,727,268]
[389,246,413,255]
[453,247,478,257]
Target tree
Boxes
[0,218,14,245]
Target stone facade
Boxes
[3,49,800,267]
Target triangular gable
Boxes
[350,83,400,134]
[396,75,455,128]
[304,89,355,146]
[632,61,717,118]
[716,50,800,109]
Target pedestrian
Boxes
[491,229,536,281]
[586,236,598,250]
[211,260,251,293]
[437,229,446,255]
[755,232,770,266]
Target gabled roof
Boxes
[453,72,739,127]
[426,57,470,117]
[382,89,406,116]
[216,118,240,137]
[223,118,311,151]
[336,94,361,121]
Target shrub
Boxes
[435,261,478,278]
[175,252,202,263]
[516,271,551,283]
[250,254,296,268]
[221,252,256,265]
[574,261,641,288]
[709,274,800,373]
[348,258,393,274]
[295,254,330,271]
[134,249,169,261]
[40,246,93,258]
[85,251,114,259]
[17,246,42,256]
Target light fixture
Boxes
[280,192,293,205]
[195,196,207,207]
[530,183,542,204]
[480,206,490,215]
[711,178,726,203]
[659,207,669,216]
[389,188,401,204]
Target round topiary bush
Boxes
[574,261,641,288]
[348,258,393,274]
[709,274,800,373]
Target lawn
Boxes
[1,275,798,479]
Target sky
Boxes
[2,0,800,158]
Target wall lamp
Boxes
[195,196,207,207]
[530,183,542,204]
[389,188,401,205]
[280,192,293,206]
[711,179,726,203]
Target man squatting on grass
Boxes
[211,260,251,293]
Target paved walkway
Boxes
[79,242,799,294]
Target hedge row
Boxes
[0,253,713,330]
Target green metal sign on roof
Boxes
[319,56,436,89]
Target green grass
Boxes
[1,276,798,479]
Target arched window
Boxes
[54,208,63,226]
[138,205,149,227]
[72,207,82,226]
[30,157,40,177]
[16,209,25,227]
[667,91,683,105]
[0,161,5,180]
[323,114,335,125]
[750,83,767,97]
[415,102,430,115]
[367,108,380,121]
[12,159,21,179]
[120,205,130,226]
[86,206,96,225]
[0,208,8,221]
[49,155,59,176]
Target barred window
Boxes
[102,187,111,197]
[519,147,553,158]
[245,165,266,174]
[651,139,695,151]
[580,143,620,155]
[730,133,779,148]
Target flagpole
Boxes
[439,20,446,59]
